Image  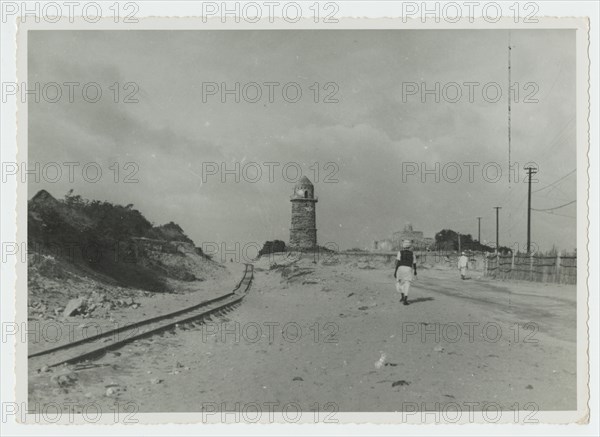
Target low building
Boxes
[373,223,434,252]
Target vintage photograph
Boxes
[15,18,589,424]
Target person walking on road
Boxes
[458,251,469,280]
[394,240,417,306]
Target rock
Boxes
[525,384,534,390]
[292,376,304,381]
[51,372,78,387]
[374,353,387,369]
[150,378,163,384]
[392,380,410,387]
[434,345,445,353]
[104,384,126,396]
[63,297,86,317]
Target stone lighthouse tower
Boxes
[289,176,318,250]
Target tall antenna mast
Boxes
[508,31,512,183]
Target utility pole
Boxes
[476,217,482,243]
[493,207,501,252]
[525,166,538,253]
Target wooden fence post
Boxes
[556,251,562,283]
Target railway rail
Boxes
[29,263,254,370]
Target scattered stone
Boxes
[392,380,410,387]
[292,376,304,381]
[525,384,534,390]
[105,387,121,397]
[176,361,184,368]
[434,345,445,353]
[374,353,387,369]
[384,362,398,367]
[358,306,369,311]
[150,378,163,384]
[347,292,354,297]
[51,372,78,387]
[63,297,86,317]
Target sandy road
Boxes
[28,261,577,416]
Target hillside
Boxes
[28,190,227,319]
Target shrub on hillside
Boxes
[258,240,286,257]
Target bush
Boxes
[258,240,286,257]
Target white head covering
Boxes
[402,240,412,249]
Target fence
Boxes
[484,253,576,284]
[343,251,486,271]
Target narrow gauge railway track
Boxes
[29,264,254,370]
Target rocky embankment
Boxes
[28,190,228,321]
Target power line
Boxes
[545,115,576,155]
[535,210,576,219]
[535,184,572,201]
[532,169,576,193]
[532,200,576,212]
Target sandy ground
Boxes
[28,258,576,416]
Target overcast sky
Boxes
[28,29,577,252]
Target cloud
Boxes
[28,29,577,251]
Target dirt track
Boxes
[28,259,577,415]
